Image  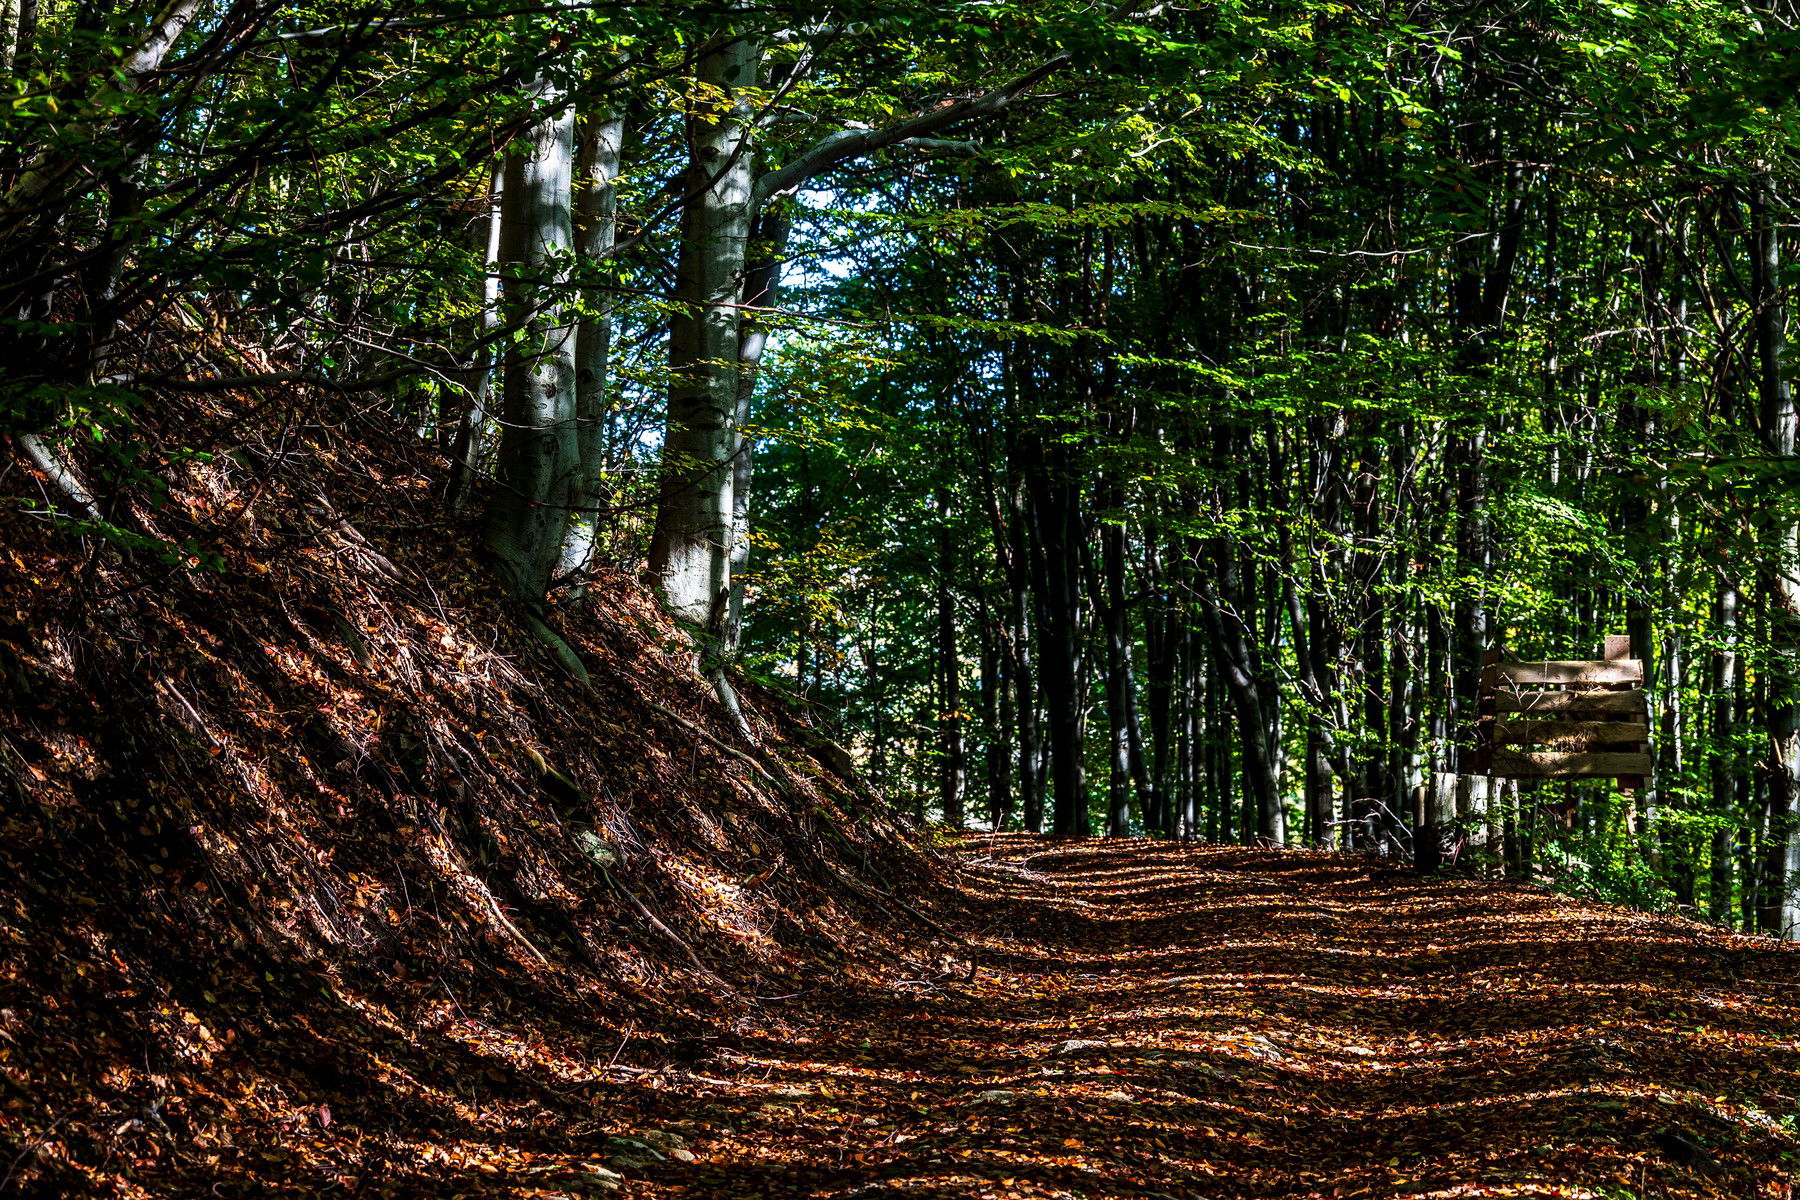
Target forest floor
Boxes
[615,835,1800,1200]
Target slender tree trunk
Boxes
[556,104,626,586]
[721,204,793,652]
[1350,453,1393,831]
[1662,628,1692,904]
[1450,425,1490,773]
[1205,671,1229,842]
[1,0,36,79]
[448,164,505,515]
[1188,632,1211,840]
[1121,641,1154,828]
[937,490,966,828]
[1194,557,1283,843]
[863,619,888,787]
[1711,581,1741,923]
[1101,512,1133,836]
[981,604,1011,830]
[648,27,758,635]
[1144,543,1176,835]
[1306,721,1333,847]
[1002,471,1045,833]
[1743,596,1767,929]
[1026,442,1089,837]
[1751,182,1800,938]
[484,85,580,600]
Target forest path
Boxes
[627,836,1799,1199]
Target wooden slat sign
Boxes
[1490,750,1654,777]
[1493,690,1646,715]
[1477,635,1651,788]
[1489,659,1643,686]
[1494,720,1650,747]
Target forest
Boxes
[4,0,1800,1197]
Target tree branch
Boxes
[752,51,1072,206]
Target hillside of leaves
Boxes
[0,373,953,1198]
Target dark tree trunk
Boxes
[1025,441,1090,838]
[1711,581,1741,923]
[1003,475,1046,833]
[983,606,1014,830]
[1751,181,1800,938]
[936,493,965,828]
[1143,543,1177,836]
[1100,510,1133,836]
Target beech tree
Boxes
[484,72,580,601]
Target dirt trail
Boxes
[628,835,1800,1199]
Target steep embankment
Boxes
[0,388,945,1198]
[624,836,1800,1200]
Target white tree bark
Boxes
[556,104,627,584]
[483,80,580,599]
[648,29,758,632]
[0,0,25,77]
[722,203,791,651]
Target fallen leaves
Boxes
[613,836,1800,1200]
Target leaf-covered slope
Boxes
[0,388,937,1198]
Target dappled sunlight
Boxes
[612,835,1799,1199]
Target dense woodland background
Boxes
[8,0,1800,938]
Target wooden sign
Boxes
[1476,635,1651,789]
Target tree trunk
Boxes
[447,164,505,515]
[648,28,758,635]
[1450,425,1490,773]
[982,603,1012,830]
[721,203,793,652]
[556,104,626,586]
[1187,631,1210,840]
[1711,581,1741,923]
[1101,512,1133,836]
[484,85,579,600]
[1194,556,1283,844]
[1008,494,1045,833]
[1306,720,1333,847]
[1751,181,1800,938]
[1025,440,1089,837]
[1,0,37,80]
[937,490,966,828]
[1143,542,1176,835]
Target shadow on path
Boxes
[625,836,1800,1200]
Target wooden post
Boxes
[1605,635,1644,794]
[1411,783,1435,873]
